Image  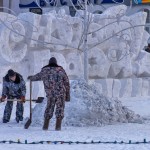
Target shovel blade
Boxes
[35,97,44,103]
[24,119,32,129]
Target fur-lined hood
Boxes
[4,73,23,84]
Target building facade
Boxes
[1,0,150,33]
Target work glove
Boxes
[20,96,25,103]
[27,76,32,80]
[65,94,70,102]
[0,96,6,102]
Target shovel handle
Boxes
[3,99,37,102]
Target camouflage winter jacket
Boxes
[2,73,26,98]
[30,64,70,101]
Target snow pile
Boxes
[31,80,143,127]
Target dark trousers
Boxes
[3,101,24,122]
[44,95,65,120]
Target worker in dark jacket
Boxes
[28,57,70,131]
[0,69,26,123]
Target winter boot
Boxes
[55,118,62,131]
[42,119,50,130]
[16,118,19,123]
[3,119,9,123]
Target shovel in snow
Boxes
[24,84,45,129]
[24,80,32,129]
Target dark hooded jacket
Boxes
[30,64,70,101]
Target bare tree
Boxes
[83,0,88,82]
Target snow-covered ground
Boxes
[0,97,150,150]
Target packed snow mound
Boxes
[31,80,143,127]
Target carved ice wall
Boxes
[0,5,150,98]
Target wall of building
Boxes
[1,0,150,35]
[0,0,3,11]
[0,0,3,7]
[1,0,150,15]
[3,0,20,14]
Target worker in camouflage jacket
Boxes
[28,57,70,131]
[0,69,26,123]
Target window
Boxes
[69,6,81,17]
[93,10,103,14]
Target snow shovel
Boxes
[2,97,44,103]
[24,80,32,129]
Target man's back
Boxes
[41,66,66,92]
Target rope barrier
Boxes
[0,139,149,145]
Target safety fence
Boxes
[0,139,149,144]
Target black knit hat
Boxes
[8,69,16,77]
[49,57,57,64]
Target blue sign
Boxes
[137,0,150,3]
[40,0,46,6]
[19,0,68,7]
[101,0,123,3]
[19,1,39,8]
[19,0,124,8]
